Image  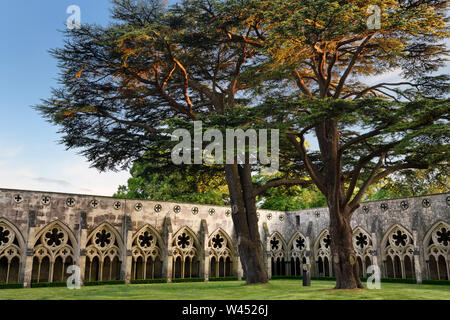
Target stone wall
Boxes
[0,188,448,286]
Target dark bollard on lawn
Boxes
[302,264,311,286]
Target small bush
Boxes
[422,279,450,286]
[0,283,23,290]
[31,282,67,288]
[208,277,238,282]
[84,280,125,286]
[171,277,204,283]
[130,278,167,284]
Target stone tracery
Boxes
[0,219,22,284]
[31,221,76,283]
[85,223,122,282]
[314,230,332,277]
[382,225,415,279]
[208,229,233,278]
[269,232,287,276]
[131,225,163,280]
[288,232,306,276]
[424,221,449,280]
[171,227,200,279]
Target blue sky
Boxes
[1,1,129,196]
[0,1,448,196]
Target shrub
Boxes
[84,280,125,286]
[31,282,67,288]
[0,283,23,289]
[208,277,238,282]
[171,277,204,283]
[130,278,167,284]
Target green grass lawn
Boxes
[0,280,448,300]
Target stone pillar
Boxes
[412,230,422,284]
[123,215,133,284]
[235,254,243,280]
[200,220,208,281]
[370,232,378,273]
[304,237,312,284]
[22,211,37,288]
[78,211,88,286]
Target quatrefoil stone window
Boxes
[267,213,272,220]
[45,228,64,247]
[392,230,407,246]
[436,228,450,246]
[66,197,75,207]
[90,200,99,208]
[208,208,215,216]
[225,210,231,217]
[154,204,162,213]
[212,234,224,249]
[0,226,11,248]
[362,206,369,213]
[192,207,199,215]
[174,205,181,214]
[41,196,51,205]
[95,230,112,248]
[177,233,191,249]
[113,201,122,210]
[13,194,23,203]
[295,237,305,250]
[355,233,368,249]
[323,235,331,248]
[270,237,280,250]
[400,201,409,210]
[279,215,285,221]
[138,231,154,248]
[380,203,388,211]
[135,203,143,211]
[422,199,431,208]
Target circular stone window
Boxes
[135,203,143,212]
[208,208,215,216]
[154,204,162,213]
[13,194,23,204]
[66,197,75,207]
[174,205,181,214]
[41,196,51,206]
[113,201,122,210]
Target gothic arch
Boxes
[314,229,332,277]
[352,227,373,277]
[0,218,25,284]
[287,231,307,277]
[131,224,164,280]
[381,224,415,279]
[423,221,449,280]
[84,222,123,282]
[171,226,201,279]
[31,220,77,283]
[269,232,287,276]
[208,228,234,278]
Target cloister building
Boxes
[0,188,448,286]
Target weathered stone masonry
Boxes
[0,188,448,287]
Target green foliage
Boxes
[130,278,167,284]
[0,283,23,290]
[208,277,239,281]
[171,277,204,283]
[114,158,229,205]
[84,280,126,286]
[31,282,68,288]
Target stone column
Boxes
[304,237,312,282]
[165,232,173,282]
[123,215,133,284]
[78,211,88,285]
[370,232,378,272]
[22,211,37,288]
[412,230,422,284]
[235,254,243,280]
